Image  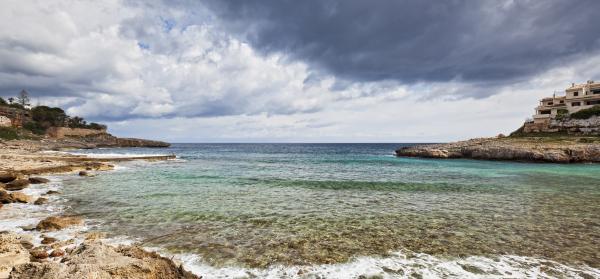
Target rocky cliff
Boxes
[522,116,600,135]
[396,137,600,163]
[38,133,170,150]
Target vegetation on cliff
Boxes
[570,105,600,119]
[1,91,106,139]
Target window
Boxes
[572,102,581,106]
[586,100,600,106]
[547,102,553,105]
[559,100,564,104]
[592,89,600,95]
[540,110,551,114]
[573,92,579,96]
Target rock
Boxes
[4,179,30,191]
[45,190,60,195]
[28,177,50,184]
[49,249,65,258]
[19,240,34,250]
[0,232,30,278]
[78,171,93,177]
[36,216,83,231]
[9,192,32,203]
[0,190,12,204]
[84,232,107,241]
[29,248,49,260]
[0,174,17,183]
[0,183,4,190]
[41,236,58,245]
[19,225,36,232]
[34,197,48,205]
[9,242,198,279]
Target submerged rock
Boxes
[45,190,60,195]
[4,179,30,191]
[41,236,57,245]
[28,177,50,184]
[36,216,83,231]
[78,171,95,177]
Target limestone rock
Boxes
[34,197,48,205]
[0,190,12,204]
[9,242,198,279]
[45,190,60,195]
[41,236,58,245]
[0,174,17,184]
[9,192,32,203]
[36,216,84,231]
[29,248,49,260]
[28,177,50,184]
[0,232,30,279]
[49,249,65,258]
[4,179,30,191]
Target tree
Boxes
[0,97,6,105]
[17,90,30,107]
[8,97,14,104]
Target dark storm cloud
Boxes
[202,0,600,83]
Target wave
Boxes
[175,251,600,279]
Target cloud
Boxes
[203,0,600,84]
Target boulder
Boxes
[10,192,32,203]
[0,190,13,204]
[49,249,65,258]
[29,249,49,260]
[4,179,30,191]
[0,174,17,183]
[41,236,58,245]
[78,171,89,177]
[36,216,84,231]
[19,240,34,250]
[28,177,50,184]
[34,197,48,205]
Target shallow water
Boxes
[62,143,600,277]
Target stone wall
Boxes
[46,127,107,139]
[523,116,600,135]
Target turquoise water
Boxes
[62,143,600,274]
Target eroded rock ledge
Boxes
[396,137,600,163]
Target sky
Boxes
[1,0,600,142]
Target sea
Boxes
[2,143,600,278]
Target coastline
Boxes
[0,139,199,279]
[395,136,600,163]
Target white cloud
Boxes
[1,0,599,142]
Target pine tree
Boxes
[17,90,31,107]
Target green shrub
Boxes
[0,97,7,105]
[571,105,600,119]
[0,127,19,140]
[31,106,67,127]
[23,121,46,135]
[555,108,569,120]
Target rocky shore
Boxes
[0,140,200,279]
[396,136,600,163]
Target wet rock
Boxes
[0,174,17,183]
[29,248,49,260]
[9,192,32,203]
[41,236,58,245]
[36,216,83,231]
[0,190,13,204]
[28,177,50,184]
[49,249,65,258]
[4,179,30,191]
[19,225,36,232]
[34,197,48,205]
[19,240,34,250]
[78,171,94,177]
[84,232,107,241]
[45,190,60,195]
[0,232,30,278]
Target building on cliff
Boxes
[532,80,600,124]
